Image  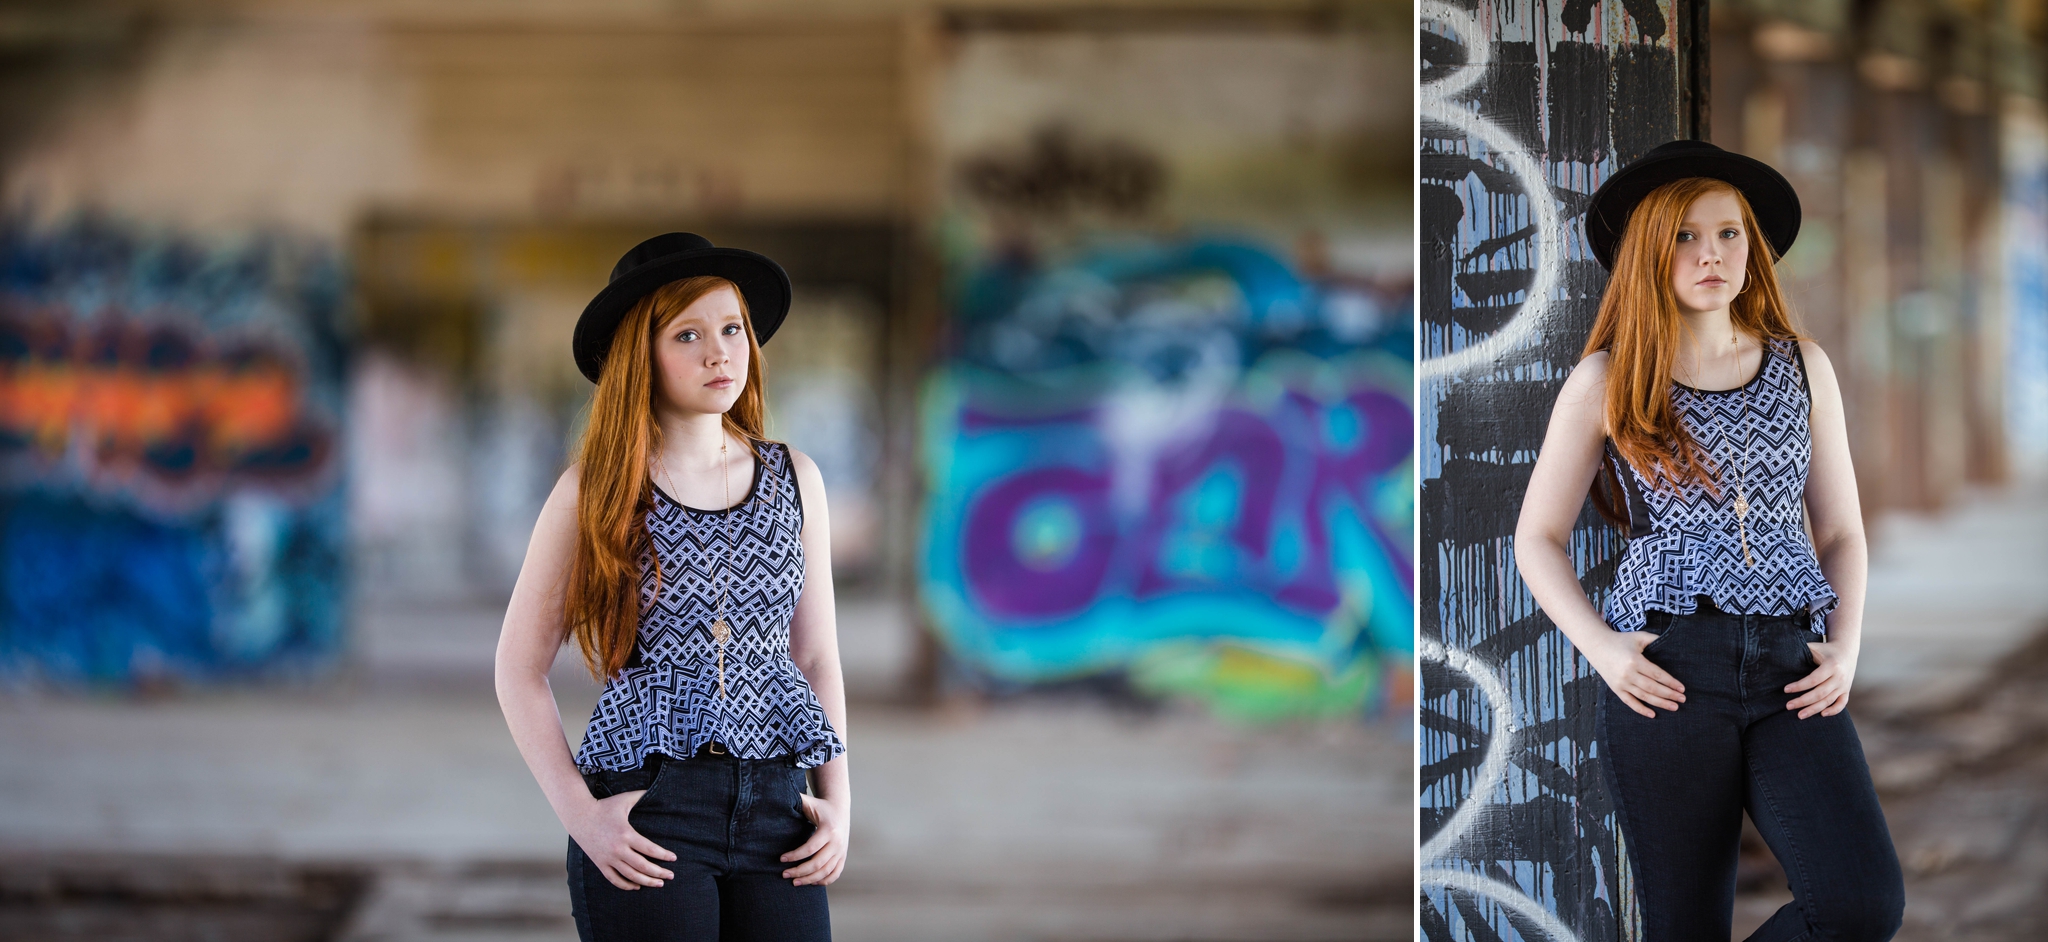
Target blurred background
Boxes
[0,1,1414,940]
[1419,0,2048,938]
[1713,1,2048,936]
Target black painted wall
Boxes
[1417,0,1703,938]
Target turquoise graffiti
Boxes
[920,237,1413,718]
[0,220,347,686]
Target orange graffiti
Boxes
[0,316,328,487]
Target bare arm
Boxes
[495,467,677,891]
[1783,342,1866,718]
[1514,353,1687,718]
[778,448,851,886]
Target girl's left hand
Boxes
[780,795,849,886]
[1786,641,1857,719]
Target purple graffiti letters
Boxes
[962,465,1118,619]
[958,386,1412,624]
[1130,410,1287,599]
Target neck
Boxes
[654,409,732,469]
[1676,304,1739,359]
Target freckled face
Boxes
[651,286,750,417]
[1669,189,1750,316]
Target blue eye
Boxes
[1677,231,1695,242]
[723,324,741,336]
[678,330,698,342]
[1722,228,1740,239]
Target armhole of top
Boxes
[1604,437,1653,539]
[1601,438,1629,539]
[1790,340,1814,410]
[781,441,806,530]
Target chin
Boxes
[666,391,741,417]
[1677,291,1733,311]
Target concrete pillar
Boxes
[1418,0,1703,937]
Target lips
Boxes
[706,376,735,389]
[1697,277,1727,288]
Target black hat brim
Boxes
[572,247,791,384]
[1585,142,1801,270]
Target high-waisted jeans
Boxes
[568,747,830,942]
[1599,601,1904,942]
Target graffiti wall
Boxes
[919,26,1413,719]
[1418,0,1697,938]
[0,220,346,684]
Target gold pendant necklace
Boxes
[656,436,740,697]
[1733,486,1755,568]
[1714,333,1757,568]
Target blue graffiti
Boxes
[922,235,1412,718]
[0,219,347,685]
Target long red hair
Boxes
[564,276,769,680]
[1584,177,1804,509]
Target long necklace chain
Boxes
[1699,332,1758,568]
[654,436,739,697]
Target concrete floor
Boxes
[1854,476,2048,715]
[10,480,2042,941]
[0,597,1414,942]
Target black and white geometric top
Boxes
[574,441,846,772]
[1601,337,1839,635]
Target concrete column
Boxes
[1418,0,1702,937]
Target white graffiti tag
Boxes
[1417,0,1567,381]
[1418,639,1586,942]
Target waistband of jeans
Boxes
[669,743,799,766]
[1688,596,1810,621]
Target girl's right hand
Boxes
[1587,629,1687,718]
[564,791,678,890]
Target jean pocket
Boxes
[786,769,811,819]
[587,758,663,804]
[1639,612,1678,656]
[636,756,677,806]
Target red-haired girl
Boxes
[1517,142,1903,940]
[496,234,847,941]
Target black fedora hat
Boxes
[572,232,792,383]
[1585,140,1801,271]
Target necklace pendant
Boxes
[710,618,730,698]
[1733,494,1750,520]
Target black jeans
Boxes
[1599,601,1904,942]
[568,747,830,942]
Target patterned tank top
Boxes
[575,441,846,772]
[1601,338,1839,635]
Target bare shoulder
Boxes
[1795,339,1837,374]
[1554,350,1610,413]
[784,446,825,492]
[1566,350,1610,387]
[533,463,582,529]
[548,462,582,504]
[1795,340,1843,392]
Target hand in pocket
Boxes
[566,790,678,890]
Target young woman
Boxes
[495,233,849,942]
[1515,142,1903,940]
